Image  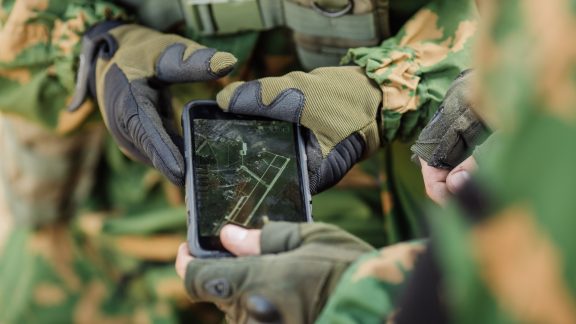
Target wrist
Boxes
[68,20,126,112]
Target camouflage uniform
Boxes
[0,0,477,322]
[318,0,576,322]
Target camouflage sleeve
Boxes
[343,0,478,143]
[316,240,426,323]
[429,0,576,322]
[0,0,128,133]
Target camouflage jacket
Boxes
[320,0,576,322]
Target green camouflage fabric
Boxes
[317,240,426,323]
[431,0,576,322]
[0,0,477,322]
[323,0,576,322]
[343,0,478,242]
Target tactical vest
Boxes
[118,0,391,70]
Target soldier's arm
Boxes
[316,240,427,323]
[343,0,479,144]
[0,0,128,133]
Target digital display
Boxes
[192,119,306,248]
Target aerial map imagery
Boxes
[193,119,305,238]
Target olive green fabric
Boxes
[411,70,491,169]
[217,66,382,158]
[184,222,374,324]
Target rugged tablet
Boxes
[182,100,312,257]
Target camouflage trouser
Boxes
[0,114,105,227]
[0,114,220,323]
[0,117,11,252]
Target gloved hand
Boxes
[183,222,374,323]
[69,22,237,185]
[216,66,382,194]
[411,70,491,169]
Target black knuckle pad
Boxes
[317,133,365,193]
[244,295,282,323]
[186,261,236,302]
[229,81,304,123]
[204,278,233,299]
[156,45,218,82]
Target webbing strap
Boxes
[295,47,343,70]
[285,1,377,41]
[180,0,284,35]
[179,0,391,69]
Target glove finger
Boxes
[260,222,302,254]
[101,64,185,185]
[216,79,305,123]
[260,222,373,255]
[125,82,185,185]
[156,44,237,83]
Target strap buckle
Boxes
[311,0,353,18]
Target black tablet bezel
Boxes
[182,100,312,258]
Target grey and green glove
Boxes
[69,22,237,185]
[216,66,382,194]
[184,222,374,324]
[411,70,491,169]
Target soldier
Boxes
[0,0,478,322]
[176,0,576,322]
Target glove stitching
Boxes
[228,81,248,110]
[127,83,183,184]
[204,48,220,79]
[269,88,305,123]
[155,43,184,81]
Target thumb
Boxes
[220,224,261,256]
[156,44,237,83]
[446,156,477,193]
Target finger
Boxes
[124,81,185,185]
[260,222,302,254]
[156,44,237,83]
[446,156,477,193]
[419,158,450,205]
[176,243,194,279]
[260,222,373,256]
[216,77,304,124]
[220,225,261,256]
[216,81,244,111]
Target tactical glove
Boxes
[184,222,374,324]
[69,23,237,185]
[411,70,491,169]
[216,66,382,194]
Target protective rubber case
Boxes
[182,100,313,258]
